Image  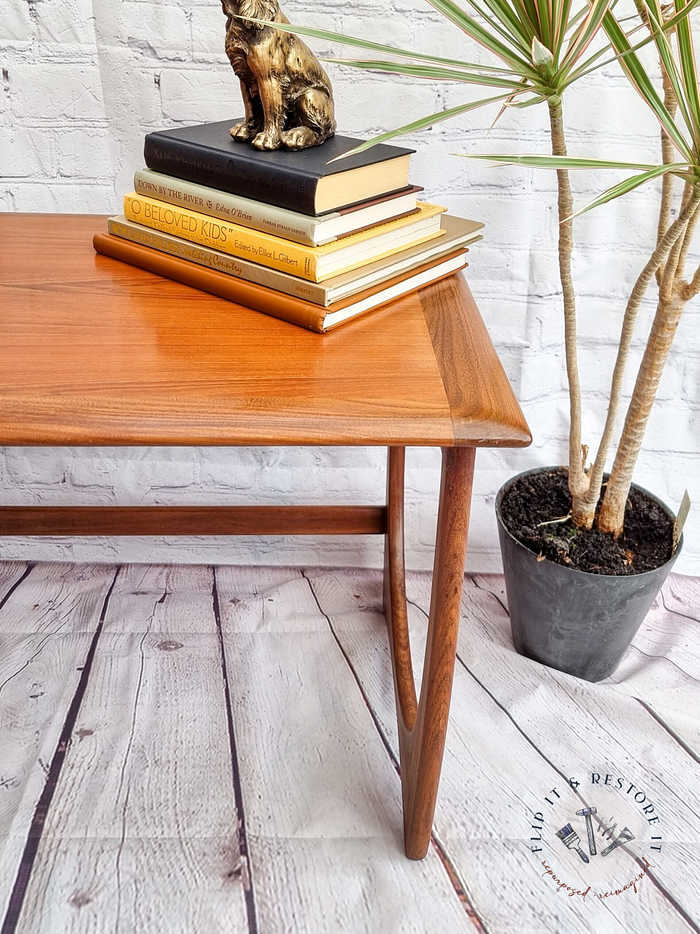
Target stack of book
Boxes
[94,119,484,332]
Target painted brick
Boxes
[0,2,34,43]
[190,4,226,55]
[0,127,53,176]
[123,2,190,59]
[1,0,698,575]
[36,0,96,46]
[11,64,106,120]
[55,127,114,177]
[159,68,235,122]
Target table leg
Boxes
[384,445,475,859]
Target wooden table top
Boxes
[0,214,530,448]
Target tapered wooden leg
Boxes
[384,445,476,859]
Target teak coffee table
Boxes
[0,213,530,860]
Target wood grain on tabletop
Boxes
[0,214,530,449]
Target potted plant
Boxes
[249,0,696,680]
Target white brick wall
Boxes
[1,0,698,573]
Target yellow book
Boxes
[123,192,446,282]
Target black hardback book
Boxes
[144,120,414,216]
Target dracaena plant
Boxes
[242,0,698,538]
[465,0,700,534]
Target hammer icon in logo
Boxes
[576,807,597,856]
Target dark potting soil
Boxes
[499,468,674,575]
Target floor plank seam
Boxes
[113,587,161,933]
[211,566,259,934]
[0,564,122,934]
[635,699,700,767]
[406,589,700,932]
[301,570,489,932]
[661,589,700,626]
[0,633,54,696]
[623,643,700,685]
[0,565,33,614]
[469,575,509,616]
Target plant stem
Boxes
[548,97,588,516]
[580,195,699,529]
[598,190,700,534]
[655,54,678,284]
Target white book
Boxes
[134,169,422,247]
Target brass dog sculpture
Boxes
[221,0,336,151]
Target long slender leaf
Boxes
[505,92,551,106]
[459,0,538,55]
[426,0,540,74]
[474,0,535,47]
[460,153,681,168]
[674,0,700,147]
[564,0,699,85]
[230,17,514,72]
[460,153,689,216]
[598,8,693,160]
[638,0,696,141]
[511,0,542,40]
[461,0,534,51]
[324,58,527,88]
[552,0,576,57]
[564,4,592,35]
[563,17,647,83]
[568,164,690,217]
[326,93,520,162]
[560,0,612,73]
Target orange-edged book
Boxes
[93,232,468,333]
[123,192,446,282]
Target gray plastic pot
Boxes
[496,467,682,682]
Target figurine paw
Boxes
[230,121,260,142]
[252,128,282,150]
[281,126,317,150]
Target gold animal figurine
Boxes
[221,0,336,151]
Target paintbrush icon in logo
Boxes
[556,823,590,863]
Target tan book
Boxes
[93,232,469,332]
[107,214,483,306]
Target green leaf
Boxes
[569,164,689,217]
[505,92,551,107]
[674,0,700,147]
[457,0,534,54]
[460,153,674,169]
[563,17,646,83]
[598,8,693,161]
[638,0,696,142]
[552,0,576,57]
[230,16,513,72]
[481,0,536,47]
[531,35,555,66]
[560,0,612,74]
[324,58,527,89]
[326,93,521,162]
[425,0,540,75]
[563,1,695,86]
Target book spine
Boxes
[144,132,319,214]
[93,233,325,332]
[124,192,320,281]
[134,170,321,246]
[107,217,329,304]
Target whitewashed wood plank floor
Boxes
[0,562,698,934]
